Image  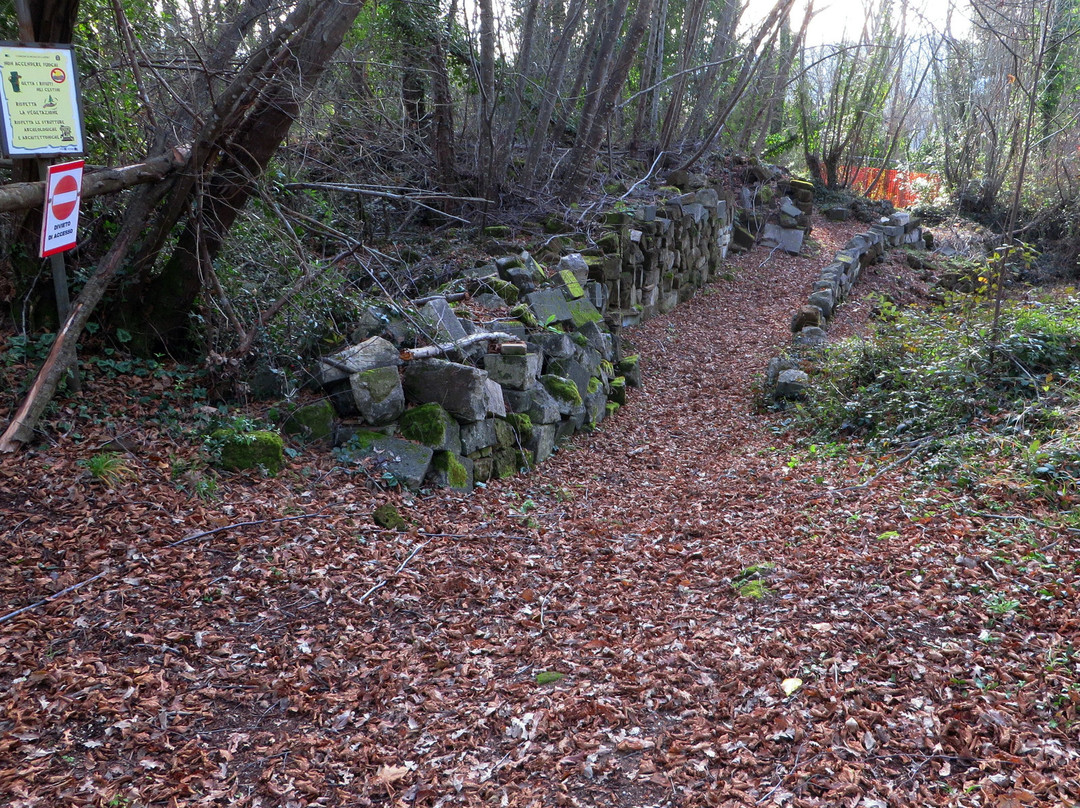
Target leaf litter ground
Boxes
[1,217,1079,807]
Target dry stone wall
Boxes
[768,210,931,399]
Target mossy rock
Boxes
[556,269,585,300]
[488,278,520,304]
[494,417,517,448]
[506,412,533,443]
[372,504,407,531]
[510,304,539,329]
[609,376,627,405]
[587,376,603,395]
[543,215,570,234]
[566,298,603,329]
[484,225,512,238]
[616,355,641,388]
[597,231,622,254]
[276,400,334,441]
[400,403,460,452]
[541,375,583,407]
[492,448,520,479]
[430,451,473,492]
[213,429,286,475]
[605,401,620,417]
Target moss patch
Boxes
[484,225,512,238]
[542,375,582,407]
[372,504,407,531]
[510,304,539,329]
[506,412,533,443]
[277,400,334,441]
[605,401,620,417]
[213,429,285,475]
[556,269,585,300]
[566,298,603,329]
[488,278,519,304]
[432,451,471,490]
[400,403,456,448]
[587,376,603,395]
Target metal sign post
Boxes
[4,6,86,391]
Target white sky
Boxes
[745,0,972,46]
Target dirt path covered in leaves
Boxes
[2,218,1079,807]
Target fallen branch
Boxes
[354,539,432,605]
[0,146,191,213]
[0,570,111,626]
[0,513,331,625]
[401,331,517,361]
[809,438,933,500]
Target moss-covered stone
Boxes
[506,412,533,443]
[276,400,335,441]
[213,429,286,475]
[488,278,519,304]
[597,231,622,254]
[541,375,583,407]
[566,298,603,329]
[509,303,539,329]
[555,269,585,300]
[616,354,641,388]
[605,401,620,417]
[609,376,627,405]
[431,451,473,491]
[399,403,460,451]
[372,503,407,531]
[543,215,568,234]
[484,225,512,238]
[493,417,517,448]
[492,448,519,479]
[587,376,603,395]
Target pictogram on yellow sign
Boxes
[0,43,84,157]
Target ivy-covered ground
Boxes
[1,216,1079,807]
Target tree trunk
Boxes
[127,0,366,353]
[493,0,541,185]
[569,0,630,160]
[522,0,587,188]
[656,0,707,153]
[477,0,497,198]
[559,0,657,197]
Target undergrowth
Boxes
[790,291,1080,503]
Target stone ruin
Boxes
[270,165,920,490]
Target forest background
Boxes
[0,0,1078,429]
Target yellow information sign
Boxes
[0,43,84,157]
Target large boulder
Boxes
[402,359,489,422]
[316,336,400,387]
[349,365,405,425]
[484,352,541,390]
[400,402,461,452]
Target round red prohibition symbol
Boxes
[51,175,79,220]
[51,67,66,83]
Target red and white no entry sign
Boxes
[40,159,84,258]
[51,174,79,220]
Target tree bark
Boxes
[521,0,587,188]
[559,0,656,197]
[129,0,366,352]
[0,148,191,213]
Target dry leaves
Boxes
[1,214,1079,806]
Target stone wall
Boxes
[277,181,743,492]
[768,210,930,399]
